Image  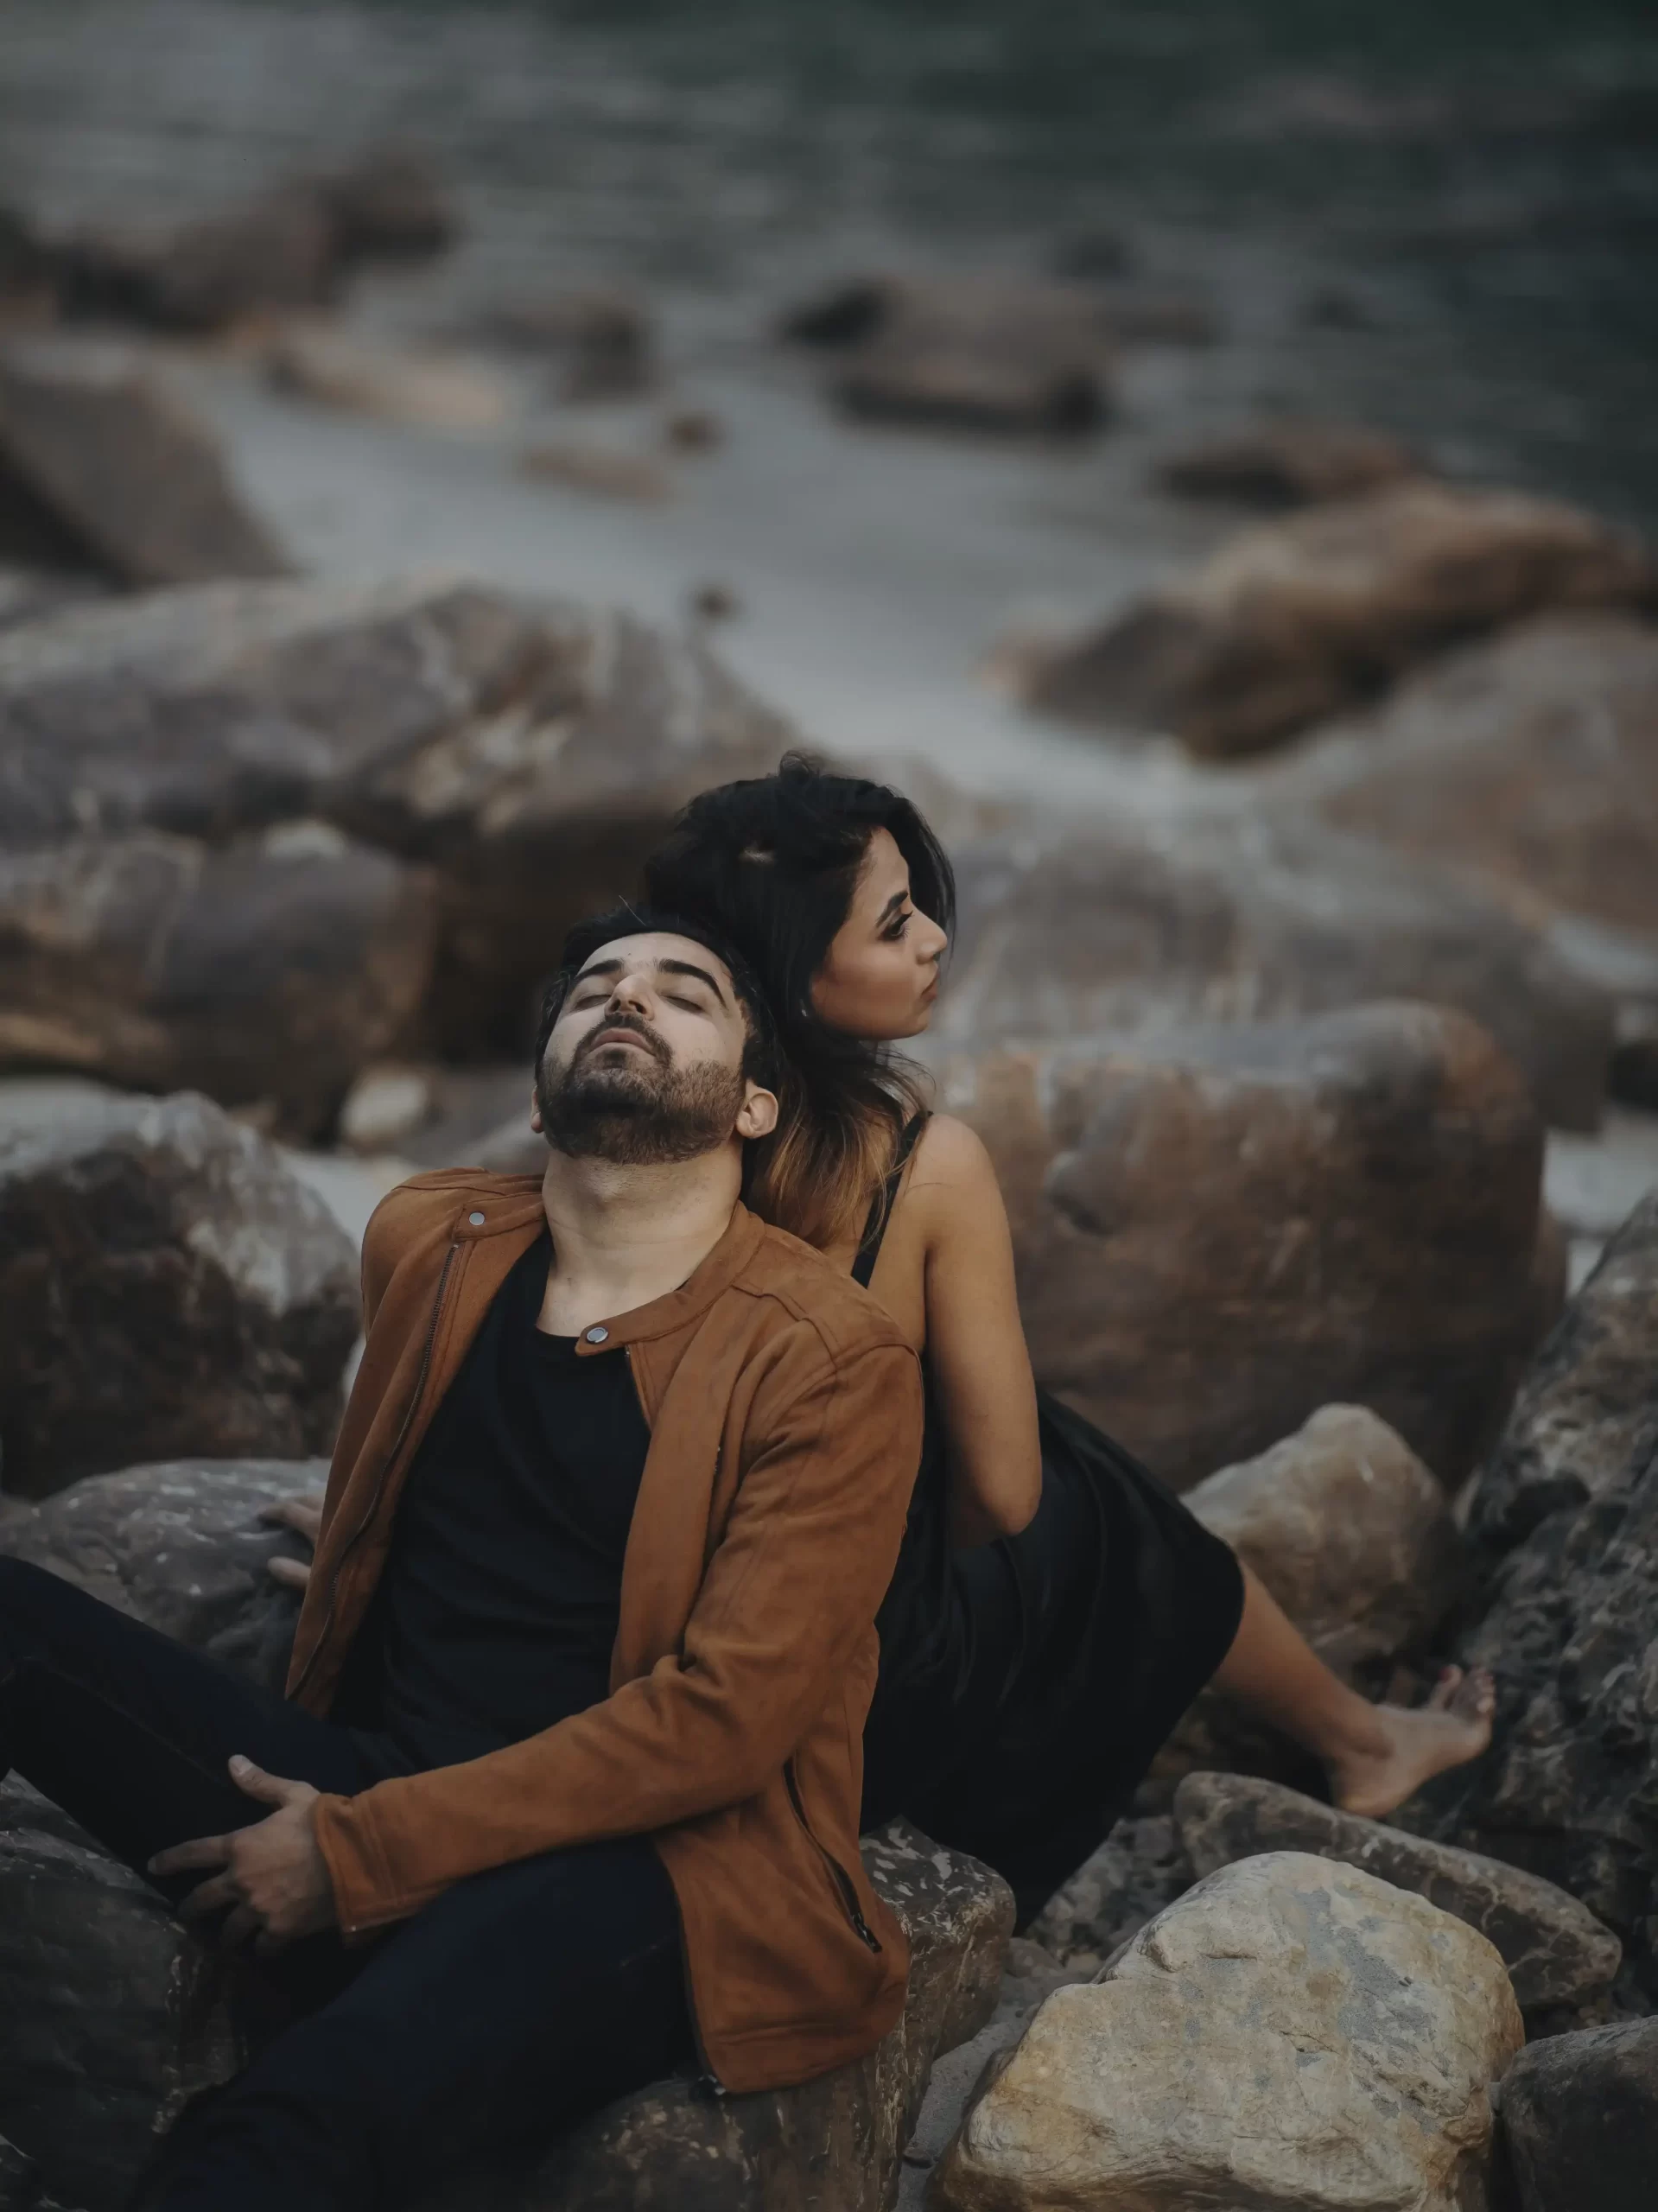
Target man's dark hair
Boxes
[533,903,781,1092]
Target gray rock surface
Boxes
[0,576,791,1057]
[0,1458,324,1695]
[1025,1811,1192,1968]
[0,826,440,1135]
[1497,2017,1658,2212]
[0,343,289,586]
[935,811,1612,1131]
[933,1852,1524,2212]
[1009,480,1656,757]
[933,1004,1558,1491]
[1173,1772,1620,2012]
[0,1090,356,1497]
[1417,1192,1658,2002]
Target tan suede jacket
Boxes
[287,1172,924,2094]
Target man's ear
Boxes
[735,1082,779,1141]
[529,1083,543,1134]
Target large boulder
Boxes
[0,826,440,1135]
[1173,1772,1621,2015]
[1008,481,1656,757]
[0,1458,323,1696]
[934,814,1612,1130]
[1497,2018,1658,2212]
[933,1005,1558,1491]
[0,1090,357,1498]
[0,343,289,586]
[1300,612,1658,945]
[0,577,792,1056]
[932,1852,1523,2212]
[1416,1193,1658,2001]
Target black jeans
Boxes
[0,1558,693,2211]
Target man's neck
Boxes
[536,1146,743,1337]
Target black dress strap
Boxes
[852,1114,929,1289]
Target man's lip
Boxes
[589,1027,654,1053]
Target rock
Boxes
[315,146,457,266]
[1415,1194,1658,2000]
[337,1065,435,1154]
[1612,1030,1658,1110]
[486,289,654,401]
[935,813,1613,1130]
[1156,418,1426,506]
[933,1003,1558,1491]
[431,1821,1013,2212]
[0,1090,357,1497]
[0,571,108,635]
[0,1822,235,2212]
[1497,2018,1658,2212]
[0,825,440,1135]
[1185,1406,1463,1675]
[0,342,289,586]
[1173,1772,1621,2012]
[783,275,1114,435]
[933,1852,1523,2212]
[1009,482,1657,757]
[1026,1811,1191,1968]
[664,408,723,454]
[0,1458,325,1695]
[1302,613,1658,944]
[0,577,792,1057]
[518,442,673,503]
[268,326,511,430]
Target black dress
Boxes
[857,1118,1245,1925]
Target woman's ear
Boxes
[736,1083,780,1141]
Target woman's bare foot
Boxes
[1325,1667,1496,1821]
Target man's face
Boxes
[534,932,773,1165]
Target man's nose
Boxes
[607,972,652,1016]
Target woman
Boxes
[644,755,1495,1923]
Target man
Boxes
[0,908,923,2209]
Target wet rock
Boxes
[0,1822,235,2212]
[1010,481,1657,757]
[1416,1193,1658,2000]
[784,275,1114,435]
[0,2133,42,2212]
[441,1821,1013,2212]
[0,577,791,1056]
[1497,2018,1658,2212]
[1185,1406,1463,1674]
[935,813,1613,1130]
[486,289,654,401]
[1173,1772,1621,2012]
[519,442,672,503]
[934,1003,1557,1492]
[0,825,440,1135]
[337,1065,435,1154]
[0,1458,325,1696]
[1156,418,1426,506]
[268,326,511,429]
[1302,612,1658,944]
[0,571,108,635]
[0,343,289,586]
[934,1852,1523,2212]
[1026,1811,1192,1967]
[0,1090,357,1497]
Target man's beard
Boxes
[536,1020,746,1166]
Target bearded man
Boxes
[0,909,923,2210]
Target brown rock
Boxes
[315,145,457,265]
[933,1003,1555,1491]
[518,442,672,503]
[0,825,440,1135]
[267,326,511,429]
[0,342,289,586]
[1156,418,1426,506]
[0,577,792,1057]
[0,1090,357,1497]
[1012,481,1657,756]
[935,815,1612,1131]
[1173,1772,1621,2013]
[1304,612,1658,943]
[486,288,654,401]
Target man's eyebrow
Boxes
[572,958,624,987]
[657,957,732,1007]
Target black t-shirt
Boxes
[348,1231,651,1773]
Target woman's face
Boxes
[810,827,950,1040]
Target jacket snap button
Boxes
[467,1211,486,1226]
[585,1325,609,1344]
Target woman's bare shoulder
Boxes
[906,1113,1004,1205]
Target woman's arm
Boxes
[910,1116,1043,1545]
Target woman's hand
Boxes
[261,1492,325,1592]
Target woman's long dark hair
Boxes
[644,753,956,1250]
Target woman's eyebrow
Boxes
[876,890,909,925]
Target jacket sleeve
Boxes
[311,1332,923,1934]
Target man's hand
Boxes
[261,1491,325,1592]
[149,1757,336,1953]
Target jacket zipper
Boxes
[291,1238,461,1700]
[785,1759,881,1953]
